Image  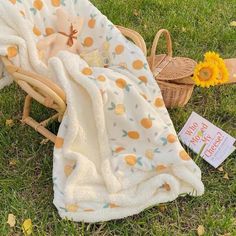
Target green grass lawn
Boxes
[0,0,236,235]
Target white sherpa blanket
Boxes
[0,0,204,222]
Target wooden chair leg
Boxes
[21,95,60,143]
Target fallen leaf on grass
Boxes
[223,173,229,180]
[133,9,139,16]
[218,166,224,172]
[9,159,17,166]
[197,225,205,236]
[22,219,33,235]
[159,204,167,212]
[234,218,236,225]
[5,119,14,127]
[230,21,236,27]
[7,214,16,227]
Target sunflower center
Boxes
[199,68,212,81]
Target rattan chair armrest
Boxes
[13,71,66,113]
[1,56,66,103]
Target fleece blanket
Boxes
[0,0,204,222]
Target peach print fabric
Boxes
[0,0,204,222]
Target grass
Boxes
[0,0,236,235]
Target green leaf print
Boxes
[59,207,67,212]
[125,84,132,92]
[61,0,66,6]
[122,130,128,137]
[137,157,143,166]
[154,148,161,153]
[103,203,109,208]
[112,52,116,58]
[108,24,114,30]
[161,137,168,146]
[148,114,155,120]
[108,102,116,110]
[30,8,37,15]
[106,36,112,41]
[90,13,97,18]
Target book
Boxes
[179,112,235,168]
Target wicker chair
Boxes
[0,26,147,144]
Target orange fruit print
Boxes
[179,150,191,160]
[155,98,164,107]
[33,26,41,36]
[133,60,144,70]
[167,134,177,143]
[115,104,126,115]
[125,155,137,166]
[123,130,140,140]
[45,27,55,36]
[109,203,119,208]
[128,131,140,139]
[66,204,79,212]
[115,78,131,91]
[9,0,17,4]
[88,14,97,28]
[88,18,96,28]
[115,45,124,55]
[138,76,148,84]
[114,147,125,153]
[82,67,93,75]
[141,118,153,129]
[7,47,18,59]
[97,75,106,82]
[64,165,73,177]
[33,0,43,10]
[156,165,167,172]
[83,37,94,47]
[145,149,154,160]
[51,0,60,7]
[115,78,127,89]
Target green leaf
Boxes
[30,8,36,15]
[122,130,128,137]
[103,203,109,208]
[154,148,160,153]
[161,137,168,146]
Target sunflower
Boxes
[193,61,219,88]
[215,60,229,84]
[204,51,221,63]
[194,51,229,87]
[204,51,229,84]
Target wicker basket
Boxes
[148,29,196,108]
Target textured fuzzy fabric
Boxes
[0,0,204,223]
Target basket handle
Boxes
[116,25,147,56]
[150,29,173,71]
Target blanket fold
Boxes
[0,0,204,222]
